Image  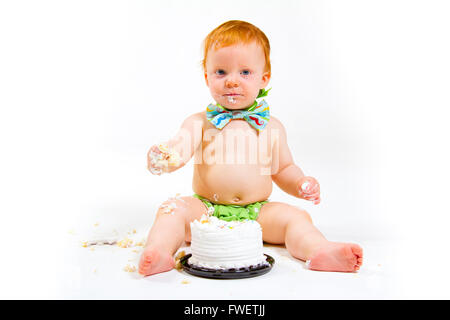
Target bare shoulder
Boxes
[184,111,206,122]
[268,115,287,132]
[181,111,207,129]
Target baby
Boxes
[139,20,363,276]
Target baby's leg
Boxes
[138,196,206,276]
[257,202,363,272]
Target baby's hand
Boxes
[147,144,165,175]
[297,176,321,205]
[147,143,181,175]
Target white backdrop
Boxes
[1,0,449,299]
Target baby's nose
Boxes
[225,78,239,88]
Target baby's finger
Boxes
[299,189,311,197]
[309,183,319,192]
[302,181,319,194]
[149,145,162,155]
[311,190,320,198]
[303,195,317,201]
[148,165,162,175]
[303,180,318,191]
[304,190,319,198]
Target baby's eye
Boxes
[241,70,251,76]
[215,69,225,75]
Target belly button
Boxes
[233,197,240,202]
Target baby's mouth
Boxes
[227,96,237,103]
[223,94,241,104]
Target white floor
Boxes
[58,208,399,300]
[3,150,446,300]
[41,154,403,300]
[3,150,447,300]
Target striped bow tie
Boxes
[206,100,270,131]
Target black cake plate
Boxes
[179,253,274,279]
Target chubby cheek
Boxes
[208,80,224,99]
[240,77,260,96]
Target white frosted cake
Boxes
[189,214,268,269]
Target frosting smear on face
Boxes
[227,96,236,104]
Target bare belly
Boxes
[192,164,273,205]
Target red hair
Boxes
[202,20,271,74]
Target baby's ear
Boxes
[261,71,271,87]
[204,72,209,87]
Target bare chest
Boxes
[199,120,278,166]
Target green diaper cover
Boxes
[193,194,268,222]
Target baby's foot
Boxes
[307,242,363,272]
[138,247,175,276]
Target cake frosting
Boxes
[189,214,268,269]
[148,143,181,175]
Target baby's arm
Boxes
[147,112,203,175]
[270,117,321,204]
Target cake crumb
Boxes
[94,222,100,227]
[123,264,136,273]
[174,250,186,270]
[175,250,186,261]
[160,203,176,215]
[117,237,133,248]
[127,229,138,235]
[181,279,190,284]
[135,239,146,247]
[149,143,181,174]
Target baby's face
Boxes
[204,42,270,110]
